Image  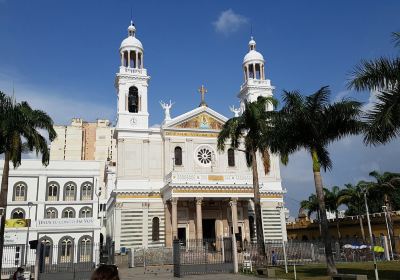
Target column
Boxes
[246,65,250,80]
[136,51,139,69]
[230,198,238,234]
[164,202,172,247]
[253,63,256,79]
[127,51,131,68]
[196,197,203,240]
[120,52,124,66]
[171,198,178,240]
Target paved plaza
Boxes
[119,267,258,280]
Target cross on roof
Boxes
[198,85,208,107]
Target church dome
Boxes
[243,37,264,64]
[120,21,143,51]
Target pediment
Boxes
[164,107,228,131]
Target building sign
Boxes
[4,231,26,245]
[37,218,95,227]
[5,219,30,228]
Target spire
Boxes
[249,36,256,51]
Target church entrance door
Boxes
[202,219,216,240]
[178,227,186,246]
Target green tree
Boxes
[0,91,56,273]
[325,186,345,240]
[217,96,277,256]
[348,32,400,144]
[339,183,368,242]
[300,193,322,235]
[368,171,400,252]
[270,86,363,275]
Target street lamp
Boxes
[363,188,379,280]
[24,202,33,266]
[382,205,394,260]
[276,202,288,274]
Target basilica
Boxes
[106,22,287,251]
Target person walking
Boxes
[91,264,119,280]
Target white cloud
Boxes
[213,9,248,35]
[0,72,115,125]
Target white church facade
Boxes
[106,22,287,251]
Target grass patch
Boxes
[270,261,400,280]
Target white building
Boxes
[1,160,103,266]
[106,22,287,251]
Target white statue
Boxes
[160,100,174,121]
[229,105,241,117]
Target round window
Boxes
[195,145,215,166]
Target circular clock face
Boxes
[130,117,137,126]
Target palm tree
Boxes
[339,183,367,242]
[325,186,345,240]
[300,193,322,234]
[270,86,363,275]
[368,170,400,252]
[348,32,400,144]
[217,96,277,256]
[0,91,56,274]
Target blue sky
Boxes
[1,0,400,215]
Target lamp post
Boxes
[24,202,33,266]
[276,202,288,274]
[363,189,379,280]
[382,205,394,260]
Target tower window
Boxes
[152,217,160,241]
[228,148,235,167]
[174,146,182,166]
[128,86,139,113]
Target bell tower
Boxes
[238,37,275,112]
[115,21,150,130]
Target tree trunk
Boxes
[335,211,341,241]
[311,150,337,275]
[0,152,10,275]
[384,194,396,253]
[251,149,265,257]
[317,211,322,235]
[359,217,366,242]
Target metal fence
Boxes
[1,245,36,278]
[173,238,234,277]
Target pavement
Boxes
[118,267,261,280]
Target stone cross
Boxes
[198,85,208,107]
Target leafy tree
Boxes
[270,86,363,275]
[348,32,400,144]
[217,96,277,256]
[0,91,56,273]
[325,186,345,240]
[339,183,368,242]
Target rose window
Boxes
[195,145,215,166]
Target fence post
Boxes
[310,243,315,261]
[232,235,238,273]
[282,240,288,274]
[383,236,390,261]
[173,239,181,277]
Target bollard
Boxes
[382,236,390,261]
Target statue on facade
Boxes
[229,105,241,117]
[160,100,174,122]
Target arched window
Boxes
[11,208,25,219]
[78,236,93,262]
[128,86,139,113]
[79,207,92,218]
[80,182,93,200]
[47,182,59,201]
[152,217,160,242]
[45,208,58,219]
[62,207,75,218]
[174,146,182,166]
[64,182,76,201]
[40,237,53,264]
[249,216,255,239]
[13,182,27,201]
[59,236,74,263]
[228,148,235,167]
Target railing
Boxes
[119,66,147,75]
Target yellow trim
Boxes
[208,175,224,181]
[173,188,253,194]
[260,194,283,198]
[165,131,218,137]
